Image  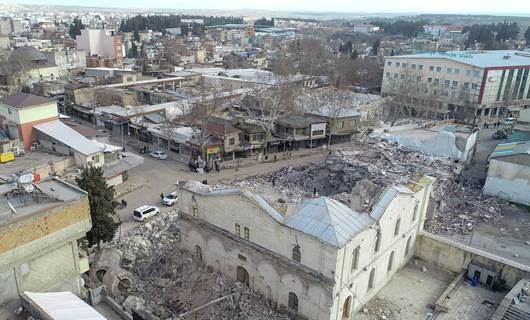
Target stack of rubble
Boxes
[109,212,287,320]
[220,136,506,234]
[357,297,401,320]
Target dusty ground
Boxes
[356,260,455,320]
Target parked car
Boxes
[161,191,178,206]
[504,117,516,126]
[133,205,160,222]
[150,151,168,160]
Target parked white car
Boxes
[133,205,160,222]
[150,151,168,160]
[161,191,178,206]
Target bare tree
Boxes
[240,81,298,159]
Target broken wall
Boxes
[484,158,530,206]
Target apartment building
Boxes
[177,175,434,320]
[382,50,530,122]
[76,29,125,60]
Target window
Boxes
[336,121,344,129]
[351,246,360,271]
[192,207,199,218]
[400,74,405,79]
[229,138,235,145]
[93,155,100,163]
[427,77,433,83]
[471,83,478,89]
[195,245,202,261]
[452,80,458,87]
[418,64,423,70]
[244,227,250,240]
[405,236,412,256]
[385,72,391,78]
[464,82,470,89]
[8,108,12,115]
[387,61,392,67]
[455,68,460,74]
[436,67,442,72]
[235,223,241,236]
[402,63,407,68]
[393,73,398,79]
[466,70,472,76]
[387,251,395,272]
[474,71,480,77]
[447,68,452,73]
[429,66,435,71]
[396,62,401,67]
[367,268,375,291]
[412,64,417,69]
[434,78,440,85]
[374,232,381,253]
[416,76,422,81]
[288,292,299,312]
[312,130,324,136]
[394,218,401,237]
[442,90,449,97]
[444,80,450,87]
[292,245,301,262]
[412,202,419,222]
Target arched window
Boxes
[342,296,352,319]
[288,292,299,312]
[374,232,381,254]
[412,201,419,222]
[292,245,301,263]
[387,251,395,272]
[195,245,202,261]
[351,246,360,271]
[235,223,241,236]
[405,236,412,257]
[244,227,250,240]
[394,218,401,237]
[367,268,376,291]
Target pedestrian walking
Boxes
[160,192,164,200]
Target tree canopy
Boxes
[68,17,84,39]
[525,26,530,44]
[464,22,519,48]
[254,17,274,26]
[76,166,119,246]
[370,20,426,38]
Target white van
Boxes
[133,205,160,222]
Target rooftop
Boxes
[0,93,53,109]
[489,141,530,160]
[0,178,85,226]
[390,50,530,68]
[33,120,102,156]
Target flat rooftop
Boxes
[391,50,530,68]
[0,178,85,226]
[0,151,69,176]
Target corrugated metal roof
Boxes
[370,187,399,221]
[489,141,530,160]
[284,197,374,247]
[23,291,106,320]
[34,120,101,155]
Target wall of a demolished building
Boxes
[484,157,530,206]
[332,182,433,318]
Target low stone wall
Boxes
[415,232,530,288]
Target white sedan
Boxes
[150,151,168,160]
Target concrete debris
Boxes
[107,213,286,320]
[219,136,505,234]
[356,297,400,320]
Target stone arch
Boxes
[280,273,304,313]
[205,236,226,268]
[237,266,250,286]
[186,228,206,258]
[342,295,352,319]
[265,285,272,301]
[257,260,280,303]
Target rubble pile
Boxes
[221,136,506,234]
[356,297,401,320]
[109,213,286,320]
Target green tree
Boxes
[525,26,530,44]
[133,30,140,42]
[128,42,138,58]
[76,166,119,247]
[68,17,84,39]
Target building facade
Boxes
[177,175,434,320]
[76,29,125,60]
[382,50,530,123]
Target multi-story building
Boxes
[76,29,125,61]
[177,174,434,320]
[0,177,92,316]
[353,24,380,34]
[382,50,530,122]
[45,49,87,76]
[0,93,59,150]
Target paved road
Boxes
[114,146,328,236]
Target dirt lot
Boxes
[356,260,455,320]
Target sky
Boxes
[14,0,530,14]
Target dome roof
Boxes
[8,46,47,65]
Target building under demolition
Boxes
[176,171,434,319]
